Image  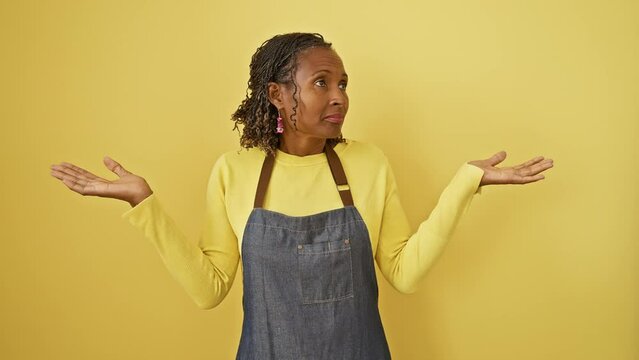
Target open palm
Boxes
[468,151,554,187]
[50,156,152,207]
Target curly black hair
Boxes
[231,32,347,156]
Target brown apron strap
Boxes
[324,143,354,207]
[253,152,275,209]
[253,143,354,209]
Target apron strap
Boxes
[325,142,354,207]
[253,150,276,209]
[253,142,354,209]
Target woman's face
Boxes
[270,47,349,141]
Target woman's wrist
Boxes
[128,189,153,208]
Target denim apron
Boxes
[236,143,391,360]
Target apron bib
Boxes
[236,143,391,360]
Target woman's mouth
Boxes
[324,114,344,124]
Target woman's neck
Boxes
[278,136,326,156]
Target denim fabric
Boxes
[236,206,391,360]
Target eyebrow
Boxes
[311,70,348,78]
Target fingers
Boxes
[487,151,507,166]
[50,168,90,186]
[49,162,99,195]
[50,168,91,195]
[103,156,130,177]
[64,162,102,180]
[522,159,554,176]
[518,173,546,184]
[61,177,87,194]
[513,156,545,170]
[513,158,554,183]
[50,162,104,182]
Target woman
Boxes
[50,33,554,359]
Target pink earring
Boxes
[276,110,284,134]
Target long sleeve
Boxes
[374,160,485,294]
[121,156,240,309]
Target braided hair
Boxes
[231,32,347,156]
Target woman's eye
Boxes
[314,79,347,90]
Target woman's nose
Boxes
[329,88,347,106]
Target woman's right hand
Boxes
[50,156,153,208]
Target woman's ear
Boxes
[267,82,284,108]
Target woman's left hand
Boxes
[467,151,554,187]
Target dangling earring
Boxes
[276,109,284,134]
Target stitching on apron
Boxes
[245,219,365,232]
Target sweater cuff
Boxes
[461,162,485,195]
[121,192,159,226]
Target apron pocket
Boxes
[297,239,354,304]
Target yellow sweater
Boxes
[122,139,484,309]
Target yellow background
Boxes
[2,0,637,359]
